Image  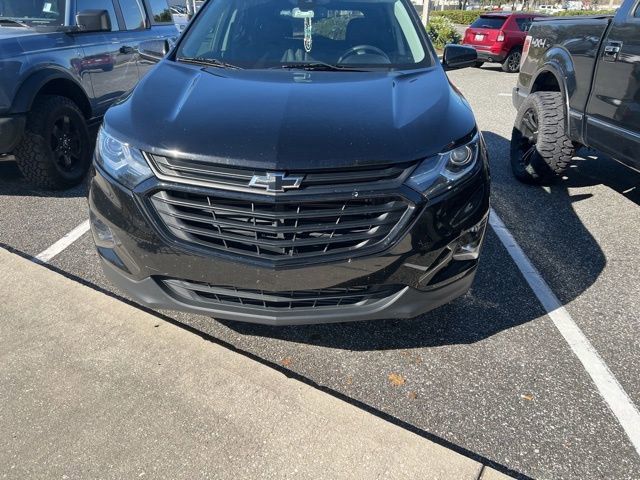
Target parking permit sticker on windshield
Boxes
[43,2,53,12]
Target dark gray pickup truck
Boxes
[510,0,639,182]
[0,0,176,189]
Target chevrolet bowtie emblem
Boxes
[248,172,304,193]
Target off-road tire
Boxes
[510,91,575,184]
[13,95,91,190]
[501,49,522,73]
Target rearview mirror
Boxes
[139,39,170,62]
[442,45,478,71]
[76,9,111,32]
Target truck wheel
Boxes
[13,95,91,190]
[510,91,575,184]
[501,49,521,73]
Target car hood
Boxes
[106,61,476,170]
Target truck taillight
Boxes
[522,35,532,66]
[497,31,505,42]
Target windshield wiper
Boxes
[176,56,242,70]
[0,18,29,27]
[280,62,368,72]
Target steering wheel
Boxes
[337,45,391,64]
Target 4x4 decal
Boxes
[531,37,548,49]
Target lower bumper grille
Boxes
[149,189,413,264]
[162,279,402,310]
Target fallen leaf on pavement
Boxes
[388,373,405,387]
[281,357,293,367]
[407,391,418,400]
[520,393,534,401]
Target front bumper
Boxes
[0,115,25,154]
[100,257,478,325]
[89,151,490,325]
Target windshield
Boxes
[0,0,67,27]
[176,0,432,70]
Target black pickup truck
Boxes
[510,0,639,182]
[0,0,176,189]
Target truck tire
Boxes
[510,91,575,184]
[13,95,91,190]
[473,61,484,68]
[501,49,522,73]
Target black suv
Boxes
[89,0,490,325]
[0,0,176,189]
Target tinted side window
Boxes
[76,0,119,31]
[516,18,532,32]
[635,2,640,17]
[118,0,145,30]
[147,0,172,23]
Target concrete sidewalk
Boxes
[0,248,511,479]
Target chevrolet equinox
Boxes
[89,0,490,325]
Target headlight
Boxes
[95,127,153,189]
[406,132,480,199]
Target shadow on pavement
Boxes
[562,151,640,207]
[482,130,624,306]
[476,63,515,74]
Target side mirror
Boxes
[76,9,111,32]
[442,45,478,71]
[139,39,170,62]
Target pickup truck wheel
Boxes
[13,95,91,190]
[502,49,522,73]
[510,91,575,183]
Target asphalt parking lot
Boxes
[1,64,639,480]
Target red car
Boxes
[463,13,544,73]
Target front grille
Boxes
[150,190,413,264]
[147,154,415,193]
[162,279,402,310]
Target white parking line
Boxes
[489,208,640,456]
[498,93,512,97]
[34,220,90,264]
